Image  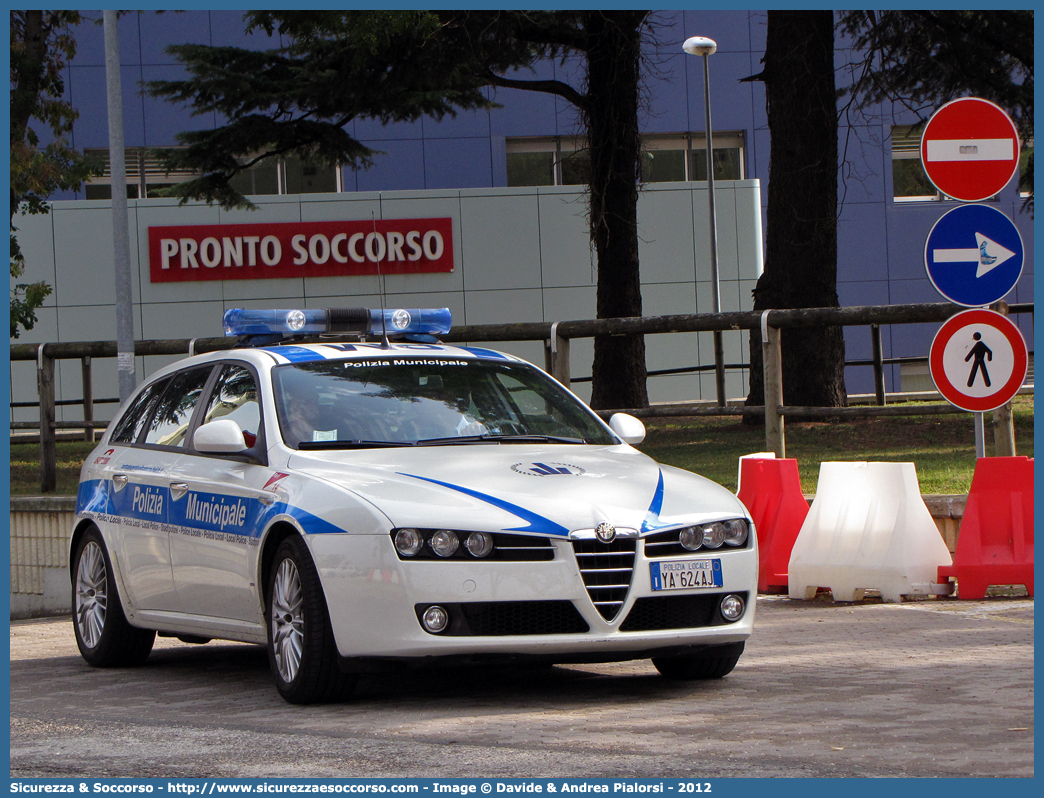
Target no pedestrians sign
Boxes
[929,308,1028,413]
[921,98,1020,202]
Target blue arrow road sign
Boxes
[924,204,1024,307]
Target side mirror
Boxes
[194,419,250,453]
[608,412,646,445]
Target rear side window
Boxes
[110,378,170,444]
[143,367,214,448]
[199,364,262,449]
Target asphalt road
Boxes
[9,595,1034,779]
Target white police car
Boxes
[71,308,757,703]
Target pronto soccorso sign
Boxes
[147,218,454,282]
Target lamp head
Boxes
[683,36,717,56]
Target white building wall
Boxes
[11,181,763,422]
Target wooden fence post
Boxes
[82,355,95,442]
[761,310,785,457]
[37,347,57,493]
[547,322,571,388]
[871,323,886,406]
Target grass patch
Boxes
[8,397,1033,496]
[10,440,98,496]
[636,396,1033,495]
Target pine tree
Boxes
[147,11,653,409]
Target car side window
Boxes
[110,377,171,444]
[200,364,262,449]
[142,367,214,448]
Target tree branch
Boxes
[484,71,587,109]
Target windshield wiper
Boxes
[298,440,415,450]
[416,434,586,446]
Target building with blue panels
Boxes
[13,9,1034,418]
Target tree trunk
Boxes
[583,11,649,411]
[746,10,847,415]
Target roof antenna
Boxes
[372,203,390,349]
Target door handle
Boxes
[169,482,189,501]
[112,474,129,492]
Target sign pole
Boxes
[974,413,986,459]
[990,300,1017,457]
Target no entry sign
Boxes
[920,98,1020,202]
[930,309,1028,412]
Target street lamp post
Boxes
[104,10,136,403]
[683,36,726,407]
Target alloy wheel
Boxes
[271,558,305,683]
[75,541,108,649]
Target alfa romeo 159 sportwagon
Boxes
[72,307,757,703]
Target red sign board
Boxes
[920,97,1020,202]
[148,218,454,283]
[930,308,1027,413]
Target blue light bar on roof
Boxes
[223,308,452,338]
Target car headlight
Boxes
[701,522,726,549]
[464,531,494,558]
[722,518,749,547]
[429,529,460,558]
[390,528,554,561]
[394,528,424,557]
[678,526,703,551]
[645,519,751,557]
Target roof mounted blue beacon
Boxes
[223,308,452,346]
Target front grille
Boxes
[490,532,555,561]
[619,592,748,632]
[571,538,636,621]
[416,601,589,636]
[643,529,692,558]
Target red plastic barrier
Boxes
[737,457,810,594]
[938,456,1034,599]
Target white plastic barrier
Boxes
[788,462,954,603]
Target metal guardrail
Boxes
[10,301,1033,492]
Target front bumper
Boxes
[308,533,758,660]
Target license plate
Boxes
[650,559,722,591]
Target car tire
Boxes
[266,536,358,704]
[72,526,156,667]
[652,642,744,680]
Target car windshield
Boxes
[271,357,618,449]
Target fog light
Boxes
[429,529,459,558]
[720,594,745,622]
[465,531,494,558]
[701,522,725,549]
[394,528,424,557]
[678,526,702,551]
[421,605,450,633]
[723,519,749,547]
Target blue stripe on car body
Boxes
[77,478,351,538]
[641,470,669,532]
[399,473,570,537]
